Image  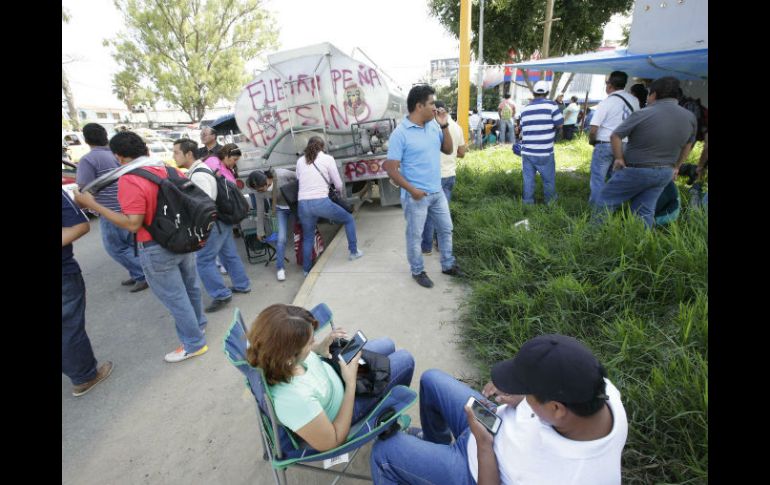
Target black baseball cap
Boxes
[491,334,607,403]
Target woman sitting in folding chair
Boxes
[246,304,415,452]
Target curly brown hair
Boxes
[245,304,319,385]
[303,136,325,164]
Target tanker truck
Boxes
[229,42,406,206]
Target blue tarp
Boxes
[509,48,707,81]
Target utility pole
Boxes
[541,0,558,59]
[475,0,485,146]
[457,0,471,138]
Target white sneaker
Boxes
[276,269,286,281]
[218,265,228,275]
[349,249,364,261]
[164,345,208,363]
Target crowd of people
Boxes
[63,72,705,484]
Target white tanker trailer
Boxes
[230,42,406,206]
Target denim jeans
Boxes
[99,217,145,282]
[498,119,514,144]
[370,369,483,485]
[422,176,456,252]
[139,243,207,353]
[596,166,675,228]
[275,207,293,270]
[298,197,358,273]
[563,124,576,141]
[522,153,557,204]
[588,143,616,206]
[351,338,415,422]
[196,222,251,300]
[62,272,98,385]
[401,191,455,275]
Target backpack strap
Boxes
[610,93,635,113]
[129,167,164,185]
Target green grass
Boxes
[453,136,707,484]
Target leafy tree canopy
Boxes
[106,0,279,122]
[428,0,632,64]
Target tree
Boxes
[62,7,80,131]
[436,78,500,114]
[428,0,633,96]
[106,0,278,122]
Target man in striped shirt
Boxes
[518,81,564,204]
[76,123,148,293]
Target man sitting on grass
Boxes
[370,334,628,485]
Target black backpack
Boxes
[679,96,708,142]
[192,165,250,225]
[129,166,217,253]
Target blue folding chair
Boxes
[223,305,417,484]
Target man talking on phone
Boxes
[370,334,628,485]
[383,84,464,289]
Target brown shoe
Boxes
[130,280,149,293]
[121,278,136,286]
[72,361,114,397]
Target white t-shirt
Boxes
[441,119,465,178]
[296,151,344,201]
[467,379,627,485]
[590,91,640,142]
[187,159,218,200]
[469,113,481,132]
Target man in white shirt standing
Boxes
[588,71,640,206]
[422,100,466,255]
[370,334,628,485]
[562,96,581,141]
[469,109,481,147]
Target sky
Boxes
[62,0,628,110]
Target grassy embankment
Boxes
[452,136,707,484]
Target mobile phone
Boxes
[466,397,502,435]
[338,330,367,364]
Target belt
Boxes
[625,163,674,169]
[137,240,158,249]
[595,140,611,144]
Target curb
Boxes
[292,186,372,308]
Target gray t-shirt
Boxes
[613,98,697,167]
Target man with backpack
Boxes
[497,94,516,144]
[73,131,210,363]
[172,138,252,313]
[588,71,640,206]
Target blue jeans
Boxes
[588,143,615,206]
[275,207,293,270]
[139,244,207,353]
[370,369,483,485]
[196,222,251,300]
[498,119,514,144]
[298,197,358,273]
[401,191,455,275]
[596,166,675,228]
[62,272,98,385]
[352,338,415,422]
[522,153,557,204]
[422,176,456,252]
[99,217,145,282]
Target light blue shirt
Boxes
[387,115,444,195]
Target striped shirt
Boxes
[519,98,563,156]
[76,146,123,212]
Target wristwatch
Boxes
[439,123,449,130]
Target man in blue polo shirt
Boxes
[76,123,148,293]
[518,81,564,204]
[384,84,463,288]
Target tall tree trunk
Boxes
[549,72,564,100]
[560,72,576,96]
[62,69,80,131]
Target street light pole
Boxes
[475,0,484,146]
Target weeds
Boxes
[453,137,707,484]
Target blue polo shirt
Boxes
[387,116,444,195]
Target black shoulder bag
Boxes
[312,162,353,213]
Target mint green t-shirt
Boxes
[269,351,345,431]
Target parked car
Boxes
[147,141,187,173]
[61,131,90,164]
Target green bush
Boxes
[453,138,707,484]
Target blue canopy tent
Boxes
[507,48,708,81]
[211,113,240,134]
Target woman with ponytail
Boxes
[295,136,363,275]
[247,167,297,281]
